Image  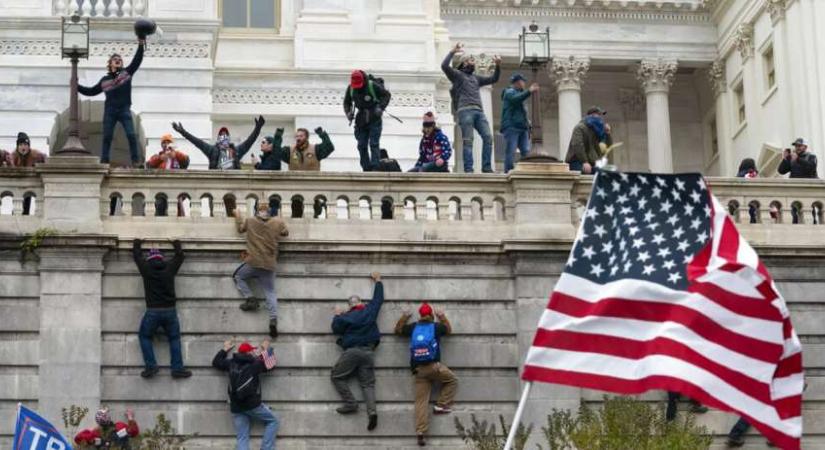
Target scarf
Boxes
[584,115,607,143]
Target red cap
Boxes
[238,342,254,354]
[218,126,230,136]
[350,70,365,89]
[419,303,433,317]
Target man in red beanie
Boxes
[213,338,279,450]
[394,303,458,446]
[343,69,391,171]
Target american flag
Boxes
[254,347,278,370]
[522,171,803,449]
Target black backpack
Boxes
[228,361,260,403]
[349,74,387,103]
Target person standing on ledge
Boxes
[78,37,145,166]
[171,116,265,170]
[344,70,391,171]
[330,271,385,432]
[272,127,335,171]
[234,202,289,338]
[132,238,191,379]
[441,42,501,173]
[500,73,539,173]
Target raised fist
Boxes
[254,115,266,128]
[314,126,324,135]
[171,122,184,134]
[452,42,464,54]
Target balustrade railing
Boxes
[0,169,43,218]
[54,0,147,18]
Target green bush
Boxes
[455,414,533,450]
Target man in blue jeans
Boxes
[213,339,279,450]
[441,42,500,173]
[500,73,539,173]
[132,239,191,379]
[79,38,145,166]
[344,70,391,171]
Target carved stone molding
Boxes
[733,24,754,60]
[765,0,787,24]
[0,39,210,59]
[550,56,591,92]
[707,59,727,98]
[440,3,711,24]
[618,88,646,121]
[636,58,678,94]
[214,88,435,108]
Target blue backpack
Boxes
[410,323,438,363]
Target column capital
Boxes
[637,58,678,94]
[733,23,754,60]
[765,0,788,24]
[708,59,727,98]
[550,56,590,92]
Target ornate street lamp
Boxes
[518,22,555,161]
[58,13,90,155]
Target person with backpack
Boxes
[132,238,192,379]
[394,303,458,447]
[374,148,402,172]
[212,339,279,450]
[500,73,539,173]
[344,70,392,171]
[171,116,265,170]
[330,271,384,431]
[442,42,501,173]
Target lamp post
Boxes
[58,13,90,155]
[518,22,555,162]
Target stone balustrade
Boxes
[54,0,147,18]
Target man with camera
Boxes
[778,137,818,178]
[146,134,189,169]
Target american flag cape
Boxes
[521,172,803,449]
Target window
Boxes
[734,82,746,125]
[709,117,719,157]
[221,0,278,30]
[762,45,776,90]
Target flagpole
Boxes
[503,381,532,450]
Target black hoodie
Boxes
[212,350,267,413]
[132,239,184,309]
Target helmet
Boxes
[134,18,157,39]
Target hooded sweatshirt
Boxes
[441,51,500,112]
[176,122,264,170]
[132,239,184,309]
[212,350,268,413]
[78,43,144,110]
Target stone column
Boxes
[37,156,107,233]
[708,59,732,176]
[551,56,590,161]
[637,59,678,173]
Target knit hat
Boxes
[147,248,164,262]
[422,111,436,123]
[238,342,254,354]
[160,133,174,144]
[350,70,365,89]
[114,422,129,439]
[95,408,112,426]
[16,132,30,146]
[218,126,230,136]
[263,136,274,145]
[419,303,433,317]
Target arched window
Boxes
[131,193,146,216]
[177,193,191,217]
[109,193,123,216]
[493,197,506,221]
[336,197,349,220]
[268,195,281,217]
[224,194,237,217]
[0,192,14,216]
[359,197,372,220]
[471,197,484,221]
[200,194,213,218]
[426,197,438,221]
[314,196,327,219]
[404,197,416,221]
[381,197,393,220]
[727,200,741,223]
[291,195,304,218]
[154,193,169,217]
[448,197,461,221]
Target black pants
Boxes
[331,346,377,415]
[665,392,703,421]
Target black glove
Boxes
[171,122,185,134]
[314,127,324,135]
[275,128,284,136]
[346,111,354,122]
[254,115,266,128]
[172,239,182,251]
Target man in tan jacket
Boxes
[234,203,289,338]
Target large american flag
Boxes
[522,171,804,449]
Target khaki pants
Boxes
[413,362,458,434]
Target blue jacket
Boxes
[331,282,384,349]
[500,87,531,132]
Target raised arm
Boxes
[169,239,184,274]
[364,272,384,321]
[236,116,266,159]
[131,239,148,275]
[212,347,231,372]
[272,129,291,164]
[78,79,103,97]
[314,127,335,160]
[394,312,412,336]
[125,42,145,76]
[503,87,531,105]
[234,210,247,233]
[172,122,214,158]
[476,57,501,86]
[441,48,461,82]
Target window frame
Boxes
[218,0,280,34]
[733,80,746,126]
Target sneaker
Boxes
[269,318,278,339]
[239,298,260,311]
[417,434,426,446]
[336,405,358,415]
[140,367,159,379]
[171,369,192,379]
[367,414,378,431]
[725,436,745,448]
[433,405,453,415]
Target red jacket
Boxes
[146,150,189,169]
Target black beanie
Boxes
[16,132,29,145]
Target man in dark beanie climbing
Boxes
[78,37,145,166]
[344,69,391,171]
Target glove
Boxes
[275,127,284,135]
[171,122,184,134]
[314,127,324,135]
[346,111,354,122]
[254,115,266,128]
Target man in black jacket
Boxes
[344,70,391,171]
[79,38,145,166]
[778,138,818,178]
[132,239,191,379]
[253,135,281,171]
[330,272,384,431]
[212,339,279,450]
[171,116,265,170]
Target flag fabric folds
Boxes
[14,404,73,450]
[521,171,804,449]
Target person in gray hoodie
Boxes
[441,42,501,173]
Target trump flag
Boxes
[13,404,72,450]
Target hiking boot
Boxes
[433,404,453,415]
[336,405,358,415]
[140,367,159,379]
[417,434,426,446]
[725,436,745,448]
[367,414,378,431]
[269,318,278,339]
[171,369,192,379]
[239,298,260,311]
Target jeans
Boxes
[354,121,382,171]
[138,309,184,371]
[234,263,278,319]
[232,404,279,450]
[503,128,530,173]
[414,161,449,173]
[568,159,599,175]
[101,106,140,164]
[458,108,493,172]
[728,417,751,440]
[331,346,377,415]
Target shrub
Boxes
[455,414,533,450]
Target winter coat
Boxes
[146,150,189,169]
[500,87,531,132]
[415,129,452,169]
[236,215,288,270]
[273,129,335,171]
[177,122,263,170]
[10,149,47,167]
[132,240,184,309]
[331,282,385,349]
[564,120,613,165]
[395,314,452,369]
[441,51,500,112]
[255,150,282,171]
[778,152,818,178]
[212,350,268,413]
[343,72,392,128]
[78,43,144,111]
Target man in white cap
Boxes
[778,137,818,178]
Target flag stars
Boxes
[582,246,596,259]
[666,215,679,226]
[628,226,640,236]
[696,231,709,243]
[642,265,655,276]
[616,194,629,204]
[662,260,676,270]
[632,238,646,249]
[652,186,663,199]
[610,265,619,276]
[623,260,633,273]
[647,223,660,231]
[643,211,655,223]
[690,190,702,203]
[620,206,633,215]
[661,200,673,213]
[674,178,686,191]
[657,248,672,259]
[590,264,605,277]
[620,173,630,183]
[637,251,651,263]
[671,189,682,201]
[676,240,690,252]
[596,187,607,199]
[638,198,648,209]
[697,178,707,190]
[651,234,665,245]
[604,205,616,216]
[667,272,682,284]
[629,184,641,197]
[655,177,667,187]
[612,180,622,192]
[624,216,637,226]
[690,217,703,230]
[593,224,607,238]
[602,241,614,254]
[584,208,599,220]
[673,227,685,239]
[683,203,695,216]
